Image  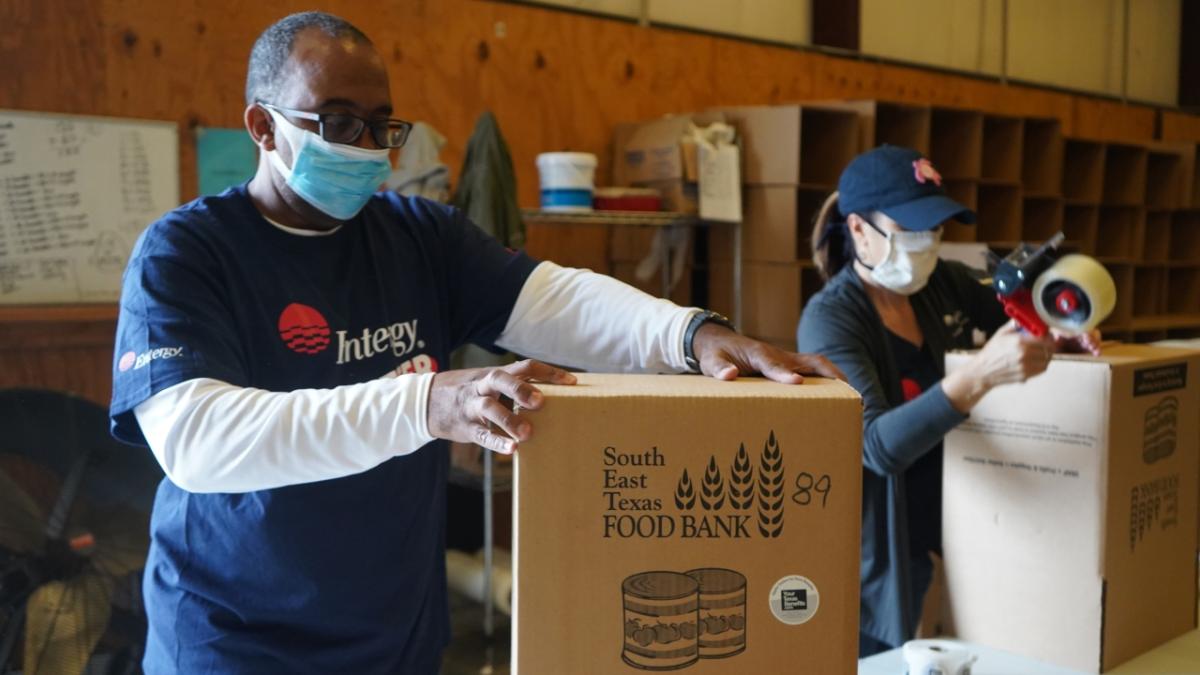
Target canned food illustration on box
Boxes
[686,568,747,658]
[621,568,747,670]
[621,572,700,670]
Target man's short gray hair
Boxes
[245,12,371,106]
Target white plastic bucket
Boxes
[536,152,597,212]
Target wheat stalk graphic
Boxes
[757,431,784,538]
[700,456,726,511]
[674,468,696,510]
[729,443,755,510]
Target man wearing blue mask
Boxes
[109,11,841,674]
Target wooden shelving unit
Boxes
[701,100,1200,344]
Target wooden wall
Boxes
[0,0,1167,208]
[1162,110,1200,142]
[0,0,1188,403]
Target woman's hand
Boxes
[941,321,1056,413]
[1053,328,1102,356]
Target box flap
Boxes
[942,550,1104,673]
[943,354,1110,672]
[943,355,1109,571]
[943,348,1200,672]
[530,373,861,402]
[1072,343,1200,366]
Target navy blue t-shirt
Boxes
[110,185,537,674]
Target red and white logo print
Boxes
[913,158,942,186]
[118,346,184,372]
[118,351,136,372]
[277,302,437,373]
[278,303,332,355]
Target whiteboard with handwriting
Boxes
[0,109,179,304]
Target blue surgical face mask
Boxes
[267,109,392,220]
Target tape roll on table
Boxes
[445,549,514,615]
[902,639,977,675]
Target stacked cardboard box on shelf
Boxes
[704,105,862,346]
[606,111,740,306]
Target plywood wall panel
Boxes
[1,0,1179,209]
[1162,110,1200,142]
[1073,96,1157,142]
[0,320,118,406]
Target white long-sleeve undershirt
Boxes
[134,261,698,493]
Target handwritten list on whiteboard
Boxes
[0,109,179,304]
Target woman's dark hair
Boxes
[811,191,860,280]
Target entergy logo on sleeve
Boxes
[118,346,185,372]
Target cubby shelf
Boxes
[706,100,1200,344]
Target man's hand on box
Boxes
[691,323,845,383]
[428,359,577,455]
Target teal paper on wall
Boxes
[196,127,256,195]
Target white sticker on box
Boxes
[769,575,819,625]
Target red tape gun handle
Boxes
[997,289,1049,338]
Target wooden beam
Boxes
[812,0,860,51]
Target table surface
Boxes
[858,629,1200,674]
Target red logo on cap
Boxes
[278,303,331,355]
[913,159,942,186]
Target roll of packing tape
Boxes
[902,639,977,675]
[445,549,514,615]
[1031,254,1117,333]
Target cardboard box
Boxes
[612,113,740,220]
[709,261,804,343]
[709,185,829,264]
[942,345,1200,672]
[513,373,863,674]
[712,105,859,187]
[799,99,934,156]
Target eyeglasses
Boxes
[259,102,413,149]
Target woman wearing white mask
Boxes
[798,145,1076,657]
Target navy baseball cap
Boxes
[837,145,975,231]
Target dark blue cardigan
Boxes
[797,260,1009,647]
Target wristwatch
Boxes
[683,310,736,373]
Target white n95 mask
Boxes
[862,221,941,295]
